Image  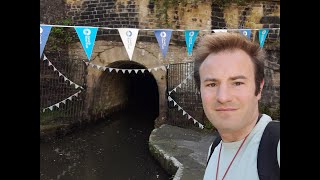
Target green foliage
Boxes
[40,110,67,125]
[46,17,77,51]
[212,0,275,7]
[259,103,280,120]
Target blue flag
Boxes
[75,27,98,61]
[40,25,52,59]
[239,29,251,40]
[259,29,269,48]
[185,30,199,56]
[154,29,173,58]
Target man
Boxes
[193,32,280,180]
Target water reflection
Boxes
[40,110,170,180]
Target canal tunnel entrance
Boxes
[92,60,159,124]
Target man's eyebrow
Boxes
[203,78,218,82]
[230,75,247,80]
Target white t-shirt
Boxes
[203,114,280,180]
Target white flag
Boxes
[49,106,53,111]
[154,67,158,71]
[62,100,66,104]
[214,29,227,33]
[134,69,139,74]
[178,84,182,88]
[68,96,73,101]
[193,119,197,124]
[75,84,79,89]
[121,69,126,74]
[118,28,139,60]
[74,92,79,97]
[109,68,113,72]
[102,67,107,71]
[43,55,48,60]
[169,91,172,95]
[53,67,57,71]
[178,106,182,111]
[182,111,186,115]
[173,101,177,106]
[128,70,132,74]
[188,115,192,119]
[168,96,173,101]
[85,62,89,66]
[115,69,120,73]
[64,77,67,81]
[48,61,52,66]
[55,103,60,108]
[58,72,62,76]
[173,88,177,92]
[141,69,146,73]
[148,69,152,72]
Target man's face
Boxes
[199,49,263,132]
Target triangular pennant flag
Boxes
[148,69,152,72]
[118,28,139,60]
[154,29,173,58]
[188,115,192,119]
[53,67,57,71]
[69,81,74,85]
[74,92,79,97]
[141,69,146,73]
[49,106,53,111]
[184,30,199,56]
[42,109,46,112]
[178,84,182,88]
[177,106,182,111]
[58,72,62,76]
[62,100,66,104]
[154,67,158,71]
[173,88,177,92]
[168,96,173,101]
[85,62,89,66]
[96,65,101,69]
[187,75,192,80]
[40,25,52,59]
[134,69,139,74]
[55,103,60,108]
[199,123,204,129]
[48,61,52,66]
[102,67,107,71]
[173,101,177,106]
[63,77,67,81]
[239,29,252,40]
[115,69,120,73]
[193,119,197,124]
[259,29,269,48]
[166,65,170,69]
[121,69,126,74]
[68,96,73,101]
[161,66,166,71]
[109,68,113,72]
[214,29,228,33]
[75,84,79,89]
[128,70,132,74]
[182,111,186,115]
[43,55,48,61]
[74,27,98,61]
[169,91,172,95]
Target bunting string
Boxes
[40,24,280,31]
[43,54,84,90]
[168,95,204,129]
[41,90,82,112]
[82,60,168,73]
[168,72,194,95]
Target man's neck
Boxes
[219,113,261,142]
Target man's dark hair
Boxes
[193,32,266,96]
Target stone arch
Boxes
[89,60,159,122]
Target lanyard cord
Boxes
[216,134,249,180]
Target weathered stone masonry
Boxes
[40,0,280,125]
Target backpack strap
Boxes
[257,120,280,180]
[206,134,221,165]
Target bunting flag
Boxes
[41,90,82,112]
[239,29,251,40]
[168,73,193,94]
[214,29,228,33]
[83,60,167,73]
[154,29,173,58]
[184,30,199,56]
[118,28,139,60]
[40,25,52,59]
[74,27,98,61]
[43,54,84,90]
[259,29,269,48]
[167,95,204,129]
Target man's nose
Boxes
[216,85,232,104]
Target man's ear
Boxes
[257,79,265,100]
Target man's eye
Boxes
[206,83,216,87]
[234,82,244,86]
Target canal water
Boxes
[40,108,171,180]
